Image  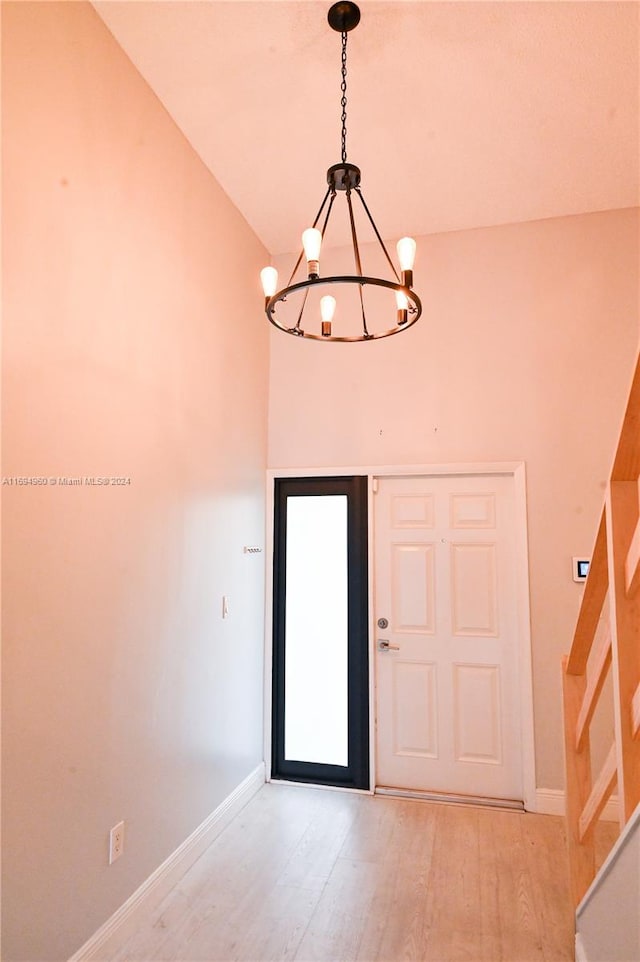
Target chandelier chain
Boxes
[340,30,348,163]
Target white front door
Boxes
[374,473,523,800]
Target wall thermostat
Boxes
[573,558,590,583]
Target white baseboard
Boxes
[575,932,588,962]
[535,788,619,821]
[574,803,640,962]
[68,762,265,961]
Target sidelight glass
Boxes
[284,494,348,766]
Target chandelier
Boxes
[260,1,421,342]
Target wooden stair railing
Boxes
[562,348,640,908]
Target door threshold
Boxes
[268,777,374,796]
[375,786,525,811]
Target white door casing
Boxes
[374,473,523,800]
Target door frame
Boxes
[271,476,370,789]
[264,462,537,811]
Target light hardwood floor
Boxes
[112,783,608,962]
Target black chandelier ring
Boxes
[266,275,422,342]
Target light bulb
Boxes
[320,294,336,337]
[396,290,409,325]
[397,236,416,289]
[396,237,416,271]
[302,228,322,278]
[320,295,336,322]
[260,266,278,299]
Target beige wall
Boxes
[1,3,269,959]
[268,206,639,793]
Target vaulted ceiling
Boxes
[93,1,639,255]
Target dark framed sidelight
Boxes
[272,476,370,789]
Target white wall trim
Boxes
[512,462,537,812]
[536,787,619,821]
[265,461,536,808]
[367,474,377,790]
[268,461,526,480]
[577,799,640,916]
[575,932,588,962]
[67,763,265,962]
[536,788,569,816]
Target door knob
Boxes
[377,639,400,651]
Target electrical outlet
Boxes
[109,821,124,864]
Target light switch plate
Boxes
[573,558,590,583]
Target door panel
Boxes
[393,661,438,757]
[392,543,436,633]
[284,494,348,766]
[453,663,502,764]
[450,543,498,636]
[375,474,522,800]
